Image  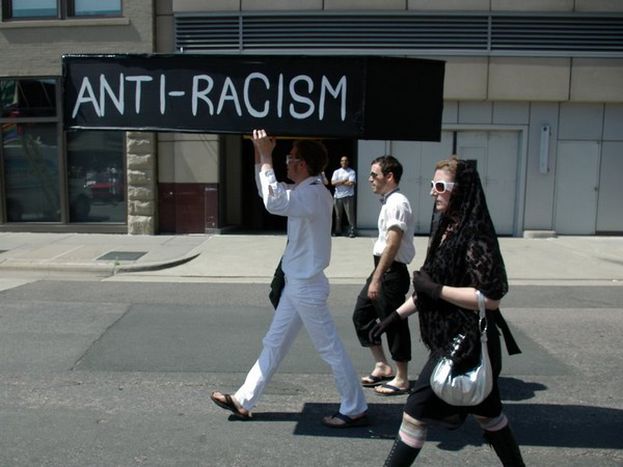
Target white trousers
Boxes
[235,273,368,416]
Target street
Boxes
[1,277,622,466]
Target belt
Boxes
[373,255,407,272]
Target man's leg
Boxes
[233,287,303,411]
[344,196,356,237]
[353,277,394,383]
[375,267,411,394]
[333,198,344,235]
[296,274,368,417]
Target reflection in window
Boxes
[67,131,126,223]
[2,123,60,222]
[74,0,121,16]
[1,78,56,118]
[8,0,58,18]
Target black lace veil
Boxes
[417,159,508,361]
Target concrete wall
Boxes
[444,57,623,103]
[0,0,154,76]
[158,134,219,184]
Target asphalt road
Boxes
[1,278,622,466]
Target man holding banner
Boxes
[211,129,368,428]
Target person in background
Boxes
[371,156,524,466]
[353,155,416,397]
[211,129,369,429]
[331,155,357,238]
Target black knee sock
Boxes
[383,438,421,467]
[483,425,525,467]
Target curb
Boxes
[0,252,201,275]
[116,252,201,273]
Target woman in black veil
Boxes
[371,157,524,466]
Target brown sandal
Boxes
[210,392,251,420]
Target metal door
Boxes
[555,141,600,234]
[596,142,623,233]
[456,131,519,235]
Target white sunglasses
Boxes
[430,180,456,193]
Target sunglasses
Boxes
[286,154,302,164]
[430,180,456,193]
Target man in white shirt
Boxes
[331,156,357,238]
[211,129,368,428]
[352,155,416,397]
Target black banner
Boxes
[63,54,444,141]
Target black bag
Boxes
[268,258,285,309]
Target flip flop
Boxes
[374,383,410,396]
[361,374,394,388]
[210,392,251,420]
[322,412,370,429]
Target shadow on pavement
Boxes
[240,377,623,452]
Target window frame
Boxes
[1,0,122,21]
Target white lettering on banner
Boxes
[319,75,346,121]
[277,74,284,119]
[289,75,315,120]
[72,72,348,122]
[125,75,153,114]
[72,77,101,118]
[100,73,124,116]
[160,74,166,114]
[192,75,215,116]
[244,72,270,118]
[217,77,243,117]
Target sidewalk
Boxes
[1,232,623,285]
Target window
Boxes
[1,78,59,222]
[1,78,56,117]
[1,77,126,226]
[73,0,121,17]
[67,131,126,223]
[3,123,60,222]
[2,0,121,20]
[8,0,57,18]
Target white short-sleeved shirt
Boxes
[373,189,416,264]
[331,167,356,199]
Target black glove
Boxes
[412,270,443,300]
[369,311,401,342]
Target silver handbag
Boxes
[430,290,493,406]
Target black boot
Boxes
[483,425,525,466]
[383,438,421,467]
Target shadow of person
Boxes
[290,393,623,451]
[498,376,548,401]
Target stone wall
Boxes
[126,132,157,235]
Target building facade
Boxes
[1,0,623,236]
